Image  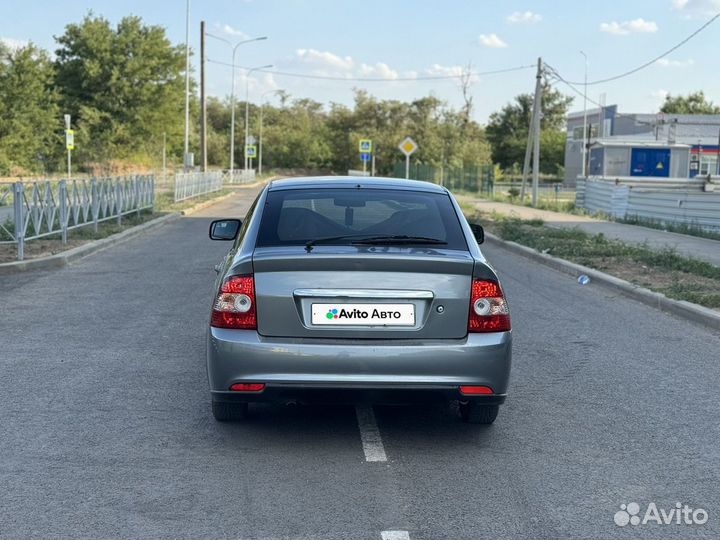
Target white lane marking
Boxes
[355,405,387,462]
[381,531,410,540]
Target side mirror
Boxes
[469,223,484,244]
[209,219,242,241]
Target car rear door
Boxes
[253,245,473,339]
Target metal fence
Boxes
[577,176,720,231]
[223,169,256,185]
[0,175,154,261]
[392,163,494,194]
[174,171,223,202]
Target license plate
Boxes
[311,303,415,326]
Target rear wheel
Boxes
[459,402,499,424]
[212,400,249,422]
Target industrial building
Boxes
[565,106,720,183]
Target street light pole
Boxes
[244,64,273,171]
[580,50,588,177]
[183,0,191,170]
[206,34,267,182]
[259,89,281,177]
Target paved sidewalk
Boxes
[461,197,720,267]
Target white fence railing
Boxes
[174,171,223,202]
[224,169,256,185]
[576,176,720,231]
[0,175,155,261]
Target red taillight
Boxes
[211,275,257,329]
[459,385,494,395]
[468,279,511,333]
[229,383,265,392]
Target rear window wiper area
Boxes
[304,234,448,251]
[304,234,379,252]
[351,235,448,246]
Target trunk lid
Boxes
[252,245,473,339]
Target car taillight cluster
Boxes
[468,279,511,333]
[211,275,257,329]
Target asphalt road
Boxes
[1,189,719,540]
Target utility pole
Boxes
[532,72,542,207]
[520,58,542,202]
[183,0,191,170]
[244,64,273,171]
[206,35,268,182]
[258,89,279,177]
[162,132,167,185]
[258,103,265,176]
[64,114,72,179]
[717,127,720,176]
[580,51,588,177]
[200,20,207,172]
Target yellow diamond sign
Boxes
[399,136,417,157]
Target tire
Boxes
[459,402,499,424]
[212,400,249,422]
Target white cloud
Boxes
[672,0,720,14]
[235,71,278,99]
[0,37,28,51]
[651,89,670,106]
[478,33,508,48]
[359,62,399,80]
[215,23,250,40]
[507,11,542,24]
[656,57,695,67]
[426,64,464,77]
[283,48,408,81]
[600,18,658,35]
[294,48,354,71]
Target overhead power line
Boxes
[544,63,657,126]
[205,58,535,82]
[560,11,720,86]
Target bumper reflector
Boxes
[459,385,494,395]
[229,383,266,392]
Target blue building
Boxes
[565,107,720,182]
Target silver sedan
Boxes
[207,177,512,424]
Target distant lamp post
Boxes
[206,34,267,181]
[244,64,274,171]
[580,50,588,177]
[259,89,282,177]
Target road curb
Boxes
[484,232,720,332]
[0,213,180,275]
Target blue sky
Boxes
[2,0,720,122]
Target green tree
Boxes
[54,14,188,170]
[485,84,573,173]
[0,43,61,175]
[660,91,720,115]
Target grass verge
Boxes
[468,209,720,310]
[155,188,233,212]
[459,189,579,214]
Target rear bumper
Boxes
[207,328,511,402]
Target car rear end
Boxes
[207,178,511,422]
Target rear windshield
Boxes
[256,188,468,250]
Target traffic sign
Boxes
[65,129,75,151]
[245,145,257,158]
[359,139,372,153]
[399,137,417,157]
[360,152,371,162]
[247,135,257,145]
